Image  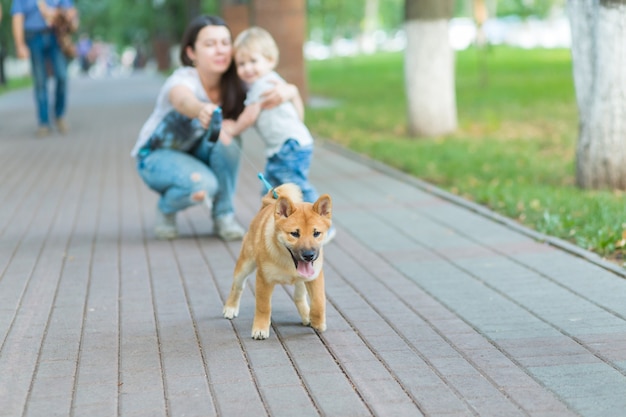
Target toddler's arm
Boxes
[221,102,262,140]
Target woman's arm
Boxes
[260,81,304,121]
[12,14,29,59]
[169,84,219,129]
[289,87,305,121]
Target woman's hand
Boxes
[16,43,29,60]
[197,103,220,129]
[65,7,80,31]
[219,119,235,146]
[260,79,298,110]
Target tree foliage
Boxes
[70,0,219,52]
[306,0,404,43]
[495,0,565,18]
[0,0,13,51]
[0,0,568,55]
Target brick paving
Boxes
[1,73,626,417]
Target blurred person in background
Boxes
[76,32,91,74]
[11,0,78,137]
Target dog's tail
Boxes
[261,183,303,207]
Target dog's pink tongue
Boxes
[297,261,315,278]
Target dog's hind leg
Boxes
[223,256,255,319]
[293,281,311,326]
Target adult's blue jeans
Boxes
[264,139,318,203]
[137,137,242,217]
[25,29,68,126]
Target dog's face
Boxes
[274,194,332,279]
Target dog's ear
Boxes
[313,194,332,219]
[275,196,295,219]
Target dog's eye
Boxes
[291,231,300,238]
[313,231,321,238]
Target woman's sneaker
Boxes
[36,126,51,138]
[155,209,178,239]
[214,213,245,241]
[56,118,69,134]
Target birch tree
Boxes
[568,0,626,190]
[404,0,457,137]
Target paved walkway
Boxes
[1,73,626,417]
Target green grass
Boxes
[306,47,626,265]
[0,76,31,95]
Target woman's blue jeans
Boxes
[137,137,242,217]
[25,30,68,126]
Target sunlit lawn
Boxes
[0,76,31,94]
[306,47,625,264]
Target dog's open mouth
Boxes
[288,250,316,278]
[296,260,315,278]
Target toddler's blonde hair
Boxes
[234,26,280,65]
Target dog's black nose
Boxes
[301,250,316,262]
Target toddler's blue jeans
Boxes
[264,139,318,203]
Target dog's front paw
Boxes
[251,328,270,340]
[223,306,239,319]
[310,321,326,332]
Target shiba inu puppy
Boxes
[223,183,332,340]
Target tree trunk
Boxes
[224,0,308,101]
[252,0,308,101]
[568,0,626,190]
[404,0,457,137]
[221,2,250,40]
[361,0,379,53]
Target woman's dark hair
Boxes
[179,15,246,119]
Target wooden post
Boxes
[222,0,307,100]
[221,3,250,40]
[252,0,307,100]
